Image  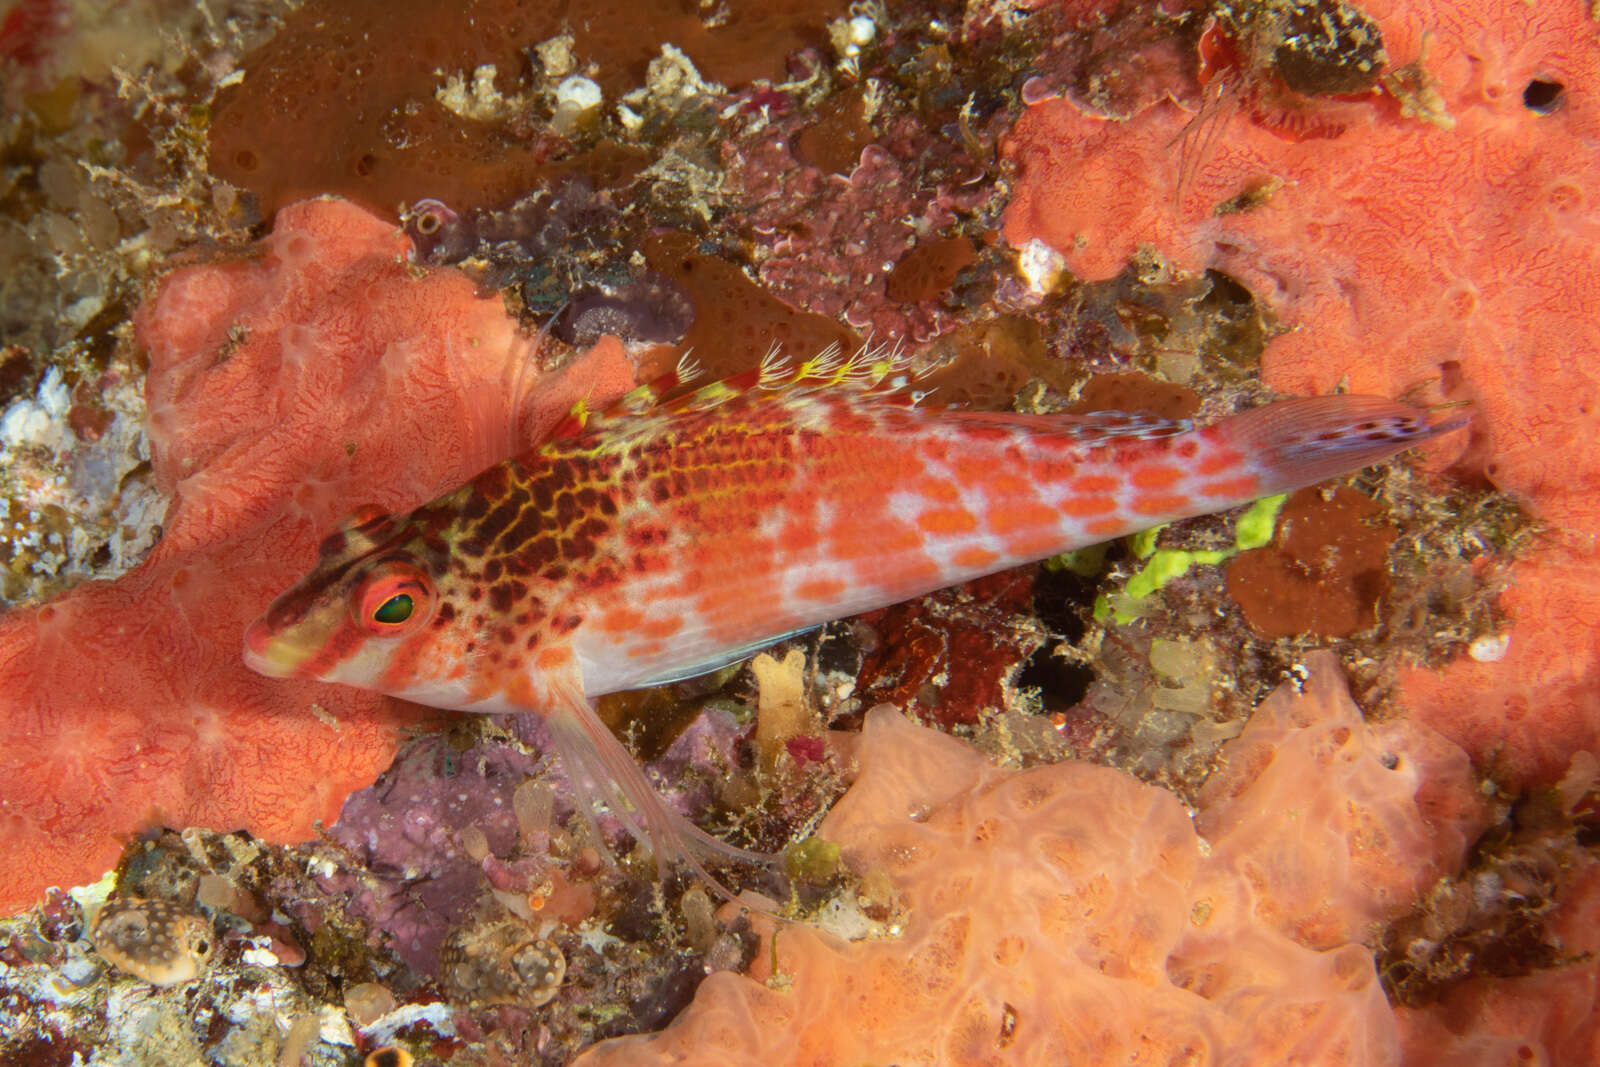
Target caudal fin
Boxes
[1220,395,1469,497]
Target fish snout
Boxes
[242,618,305,678]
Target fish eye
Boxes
[355,563,434,635]
[373,594,413,624]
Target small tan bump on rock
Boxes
[90,896,215,986]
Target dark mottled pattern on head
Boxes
[315,505,399,564]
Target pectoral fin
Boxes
[543,670,780,908]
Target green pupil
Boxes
[373,593,414,624]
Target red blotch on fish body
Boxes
[776,515,820,555]
[1130,492,1192,517]
[1070,474,1119,494]
[1131,465,1184,490]
[914,477,963,505]
[986,501,1059,536]
[794,578,847,602]
[1061,495,1119,518]
[1194,450,1244,478]
[982,472,1036,498]
[838,522,924,561]
[950,455,998,488]
[0,198,636,913]
[918,508,979,535]
[1200,475,1261,500]
[951,547,1000,569]
[598,607,647,635]
[999,529,1068,560]
[639,616,684,640]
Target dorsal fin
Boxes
[937,408,1196,442]
[534,343,922,454]
[544,351,707,441]
[750,341,916,399]
[607,342,921,425]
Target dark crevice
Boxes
[1523,78,1564,114]
[1016,644,1095,712]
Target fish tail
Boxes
[1219,395,1469,496]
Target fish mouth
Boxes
[241,619,311,678]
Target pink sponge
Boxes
[578,653,1479,1065]
[0,197,635,913]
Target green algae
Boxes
[1094,494,1287,624]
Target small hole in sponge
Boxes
[1523,79,1564,113]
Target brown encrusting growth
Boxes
[1226,486,1397,638]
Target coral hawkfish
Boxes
[245,350,1465,892]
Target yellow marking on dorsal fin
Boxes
[687,380,742,409]
[617,386,659,416]
[614,352,705,418]
[556,341,923,445]
[567,396,594,428]
[794,343,849,384]
[759,340,915,394]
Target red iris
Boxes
[354,562,434,635]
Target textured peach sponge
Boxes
[577,653,1480,1066]
[1195,653,1486,951]
[0,197,635,914]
